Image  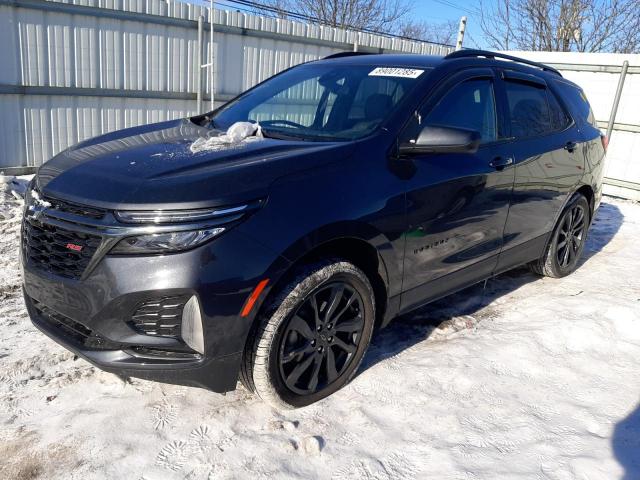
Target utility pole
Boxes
[210,0,215,111]
[456,16,467,51]
[200,0,216,112]
[196,15,203,113]
[606,60,629,141]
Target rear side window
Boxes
[422,78,498,143]
[505,81,552,137]
[504,80,572,137]
[555,81,597,127]
[548,90,572,131]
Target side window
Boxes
[505,81,552,138]
[555,81,597,127]
[547,90,572,131]
[420,78,498,143]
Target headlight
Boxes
[110,228,225,254]
[115,205,248,224]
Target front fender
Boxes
[278,221,396,292]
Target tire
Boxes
[240,259,375,409]
[529,193,590,278]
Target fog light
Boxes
[181,296,204,354]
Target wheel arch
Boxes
[282,236,389,326]
[238,227,396,393]
[250,221,400,335]
[552,183,595,230]
[575,184,595,220]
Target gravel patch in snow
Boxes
[1,187,639,479]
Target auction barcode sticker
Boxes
[369,67,424,78]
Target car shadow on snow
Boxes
[613,403,640,479]
[361,266,539,373]
[580,200,625,266]
[360,200,624,374]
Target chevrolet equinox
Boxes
[22,50,605,408]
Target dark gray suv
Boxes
[22,50,605,408]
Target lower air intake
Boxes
[129,295,190,337]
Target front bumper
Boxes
[26,292,241,390]
[22,224,290,392]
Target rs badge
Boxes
[66,243,83,252]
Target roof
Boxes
[317,50,564,80]
[319,53,445,69]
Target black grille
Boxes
[45,196,106,220]
[129,295,189,337]
[32,300,119,350]
[23,219,102,279]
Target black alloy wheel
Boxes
[241,260,375,409]
[278,282,365,395]
[530,193,591,278]
[556,203,587,269]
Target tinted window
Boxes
[421,79,498,143]
[555,81,596,127]
[505,81,552,137]
[547,90,572,131]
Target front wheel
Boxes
[240,259,375,409]
[530,193,590,278]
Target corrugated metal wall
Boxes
[0,0,453,170]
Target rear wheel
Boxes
[241,259,375,409]
[530,193,590,278]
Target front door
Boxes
[399,68,515,312]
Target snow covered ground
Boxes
[1,179,639,480]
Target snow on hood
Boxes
[190,121,263,154]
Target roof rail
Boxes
[445,49,562,77]
[323,51,374,60]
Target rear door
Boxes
[554,80,606,210]
[495,70,583,272]
[399,68,516,311]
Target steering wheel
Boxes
[260,119,307,129]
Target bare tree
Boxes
[396,19,458,44]
[259,0,290,18]
[480,0,640,53]
[259,0,411,32]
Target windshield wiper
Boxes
[260,128,310,141]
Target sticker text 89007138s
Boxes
[368,67,424,79]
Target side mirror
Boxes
[399,125,481,155]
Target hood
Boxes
[36,119,355,210]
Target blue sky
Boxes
[412,0,487,48]
[210,0,489,48]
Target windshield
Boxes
[210,64,429,141]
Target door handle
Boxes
[564,141,577,152]
[489,157,514,170]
